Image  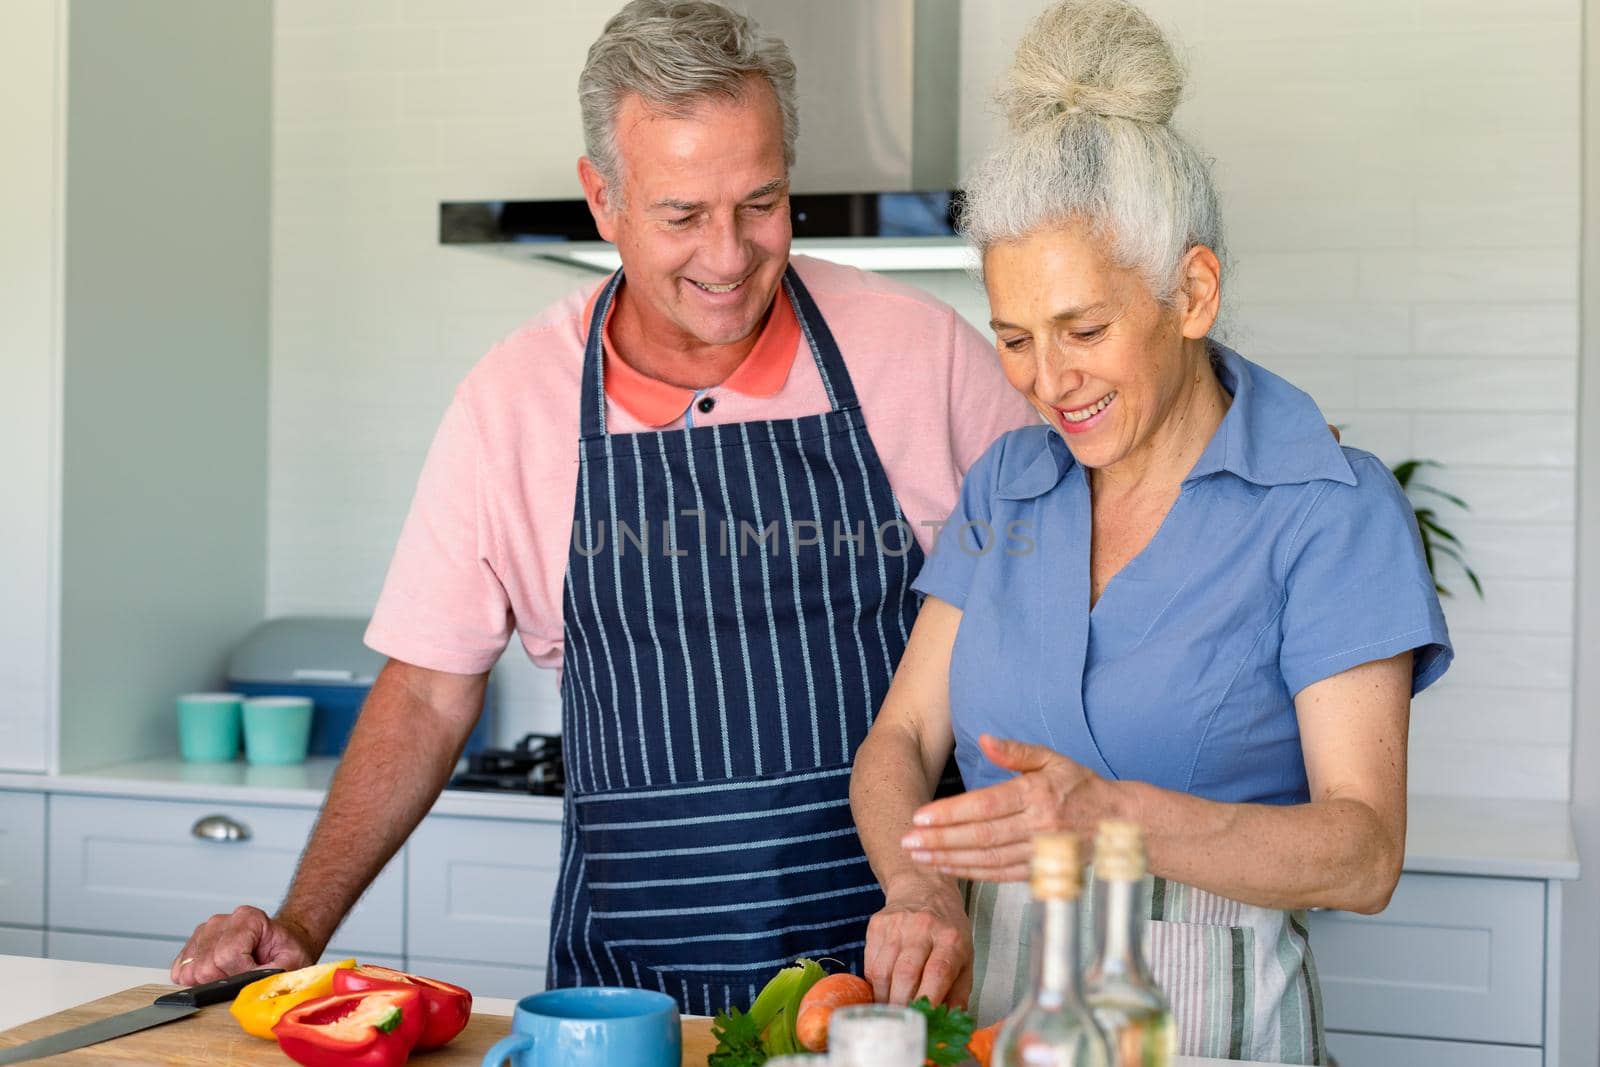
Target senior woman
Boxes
[850,2,1451,1063]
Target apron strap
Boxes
[578,268,625,440]
[577,262,858,441]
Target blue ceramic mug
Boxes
[481,987,680,1067]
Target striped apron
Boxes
[965,877,1325,1065]
[547,265,925,1017]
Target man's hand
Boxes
[899,734,1117,882]
[170,905,317,985]
[864,877,973,1008]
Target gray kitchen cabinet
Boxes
[0,0,269,778]
[45,930,403,974]
[0,791,45,927]
[403,958,546,1003]
[405,815,562,974]
[47,794,403,959]
[1325,1032,1543,1067]
[0,928,45,958]
[1310,873,1554,1063]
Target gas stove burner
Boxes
[448,731,565,796]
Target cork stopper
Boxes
[1094,820,1147,882]
[1030,832,1082,899]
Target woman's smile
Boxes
[1054,390,1117,434]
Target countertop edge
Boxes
[0,768,1579,880]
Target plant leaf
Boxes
[910,997,977,1067]
[709,1008,768,1067]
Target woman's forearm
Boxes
[1122,782,1404,914]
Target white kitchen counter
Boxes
[0,955,1279,1066]
[0,760,1579,879]
[0,758,562,822]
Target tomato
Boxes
[272,987,424,1067]
[332,964,472,1050]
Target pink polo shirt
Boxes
[365,255,1035,676]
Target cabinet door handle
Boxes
[191,814,251,842]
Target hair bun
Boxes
[999,0,1184,132]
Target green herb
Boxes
[709,1007,767,1067]
[910,996,977,1067]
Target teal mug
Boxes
[481,988,680,1067]
[176,693,243,762]
[241,696,313,765]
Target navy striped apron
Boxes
[547,265,925,1016]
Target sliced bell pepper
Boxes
[273,987,424,1067]
[332,964,473,1050]
[228,959,357,1040]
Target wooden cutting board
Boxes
[0,985,720,1066]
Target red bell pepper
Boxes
[332,964,473,1050]
[272,987,424,1067]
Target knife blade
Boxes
[0,968,282,1065]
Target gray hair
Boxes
[579,0,799,190]
[960,0,1224,305]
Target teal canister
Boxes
[241,695,314,765]
[176,693,243,762]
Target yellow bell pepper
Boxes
[229,959,357,1039]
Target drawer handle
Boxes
[191,815,251,843]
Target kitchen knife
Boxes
[0,968,282,1064]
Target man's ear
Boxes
[1178,244,1222,341]
[577,156,619,244]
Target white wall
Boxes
[270,0,1583,795]
[0,0,62,773]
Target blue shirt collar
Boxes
[996,343,1356,501]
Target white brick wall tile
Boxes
[1229,252,1361,304]
[1195,0,1419,40]
[1412,684,1571,747]
[276,73,402,126]
[1432,648,1566,701]
[1358,248,1576,303]
[434,17,604,68]
[1408,739,1569,801]
[401,67,549,120]
[1411,302,1578,357]
[1417,0,1579,29]
[1355,357,1575,412]
[274,122,440,174]
[275,0,399,30]
[1412,412,1575,466]
[1444,520,1575,581]
[1225,197,1415,253]
[1402,130,1578,202]
[402,0,561,20]
[1421,466,1575,523]
[1229,302,1410,357]
[1319,410,1413,465]
[275,27,437,75]
[1439,578,1575,635]
[1416,195,1579,248]
[1417,77,1577,134]
[1247,356,1357,411]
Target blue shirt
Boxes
[913,346,1452,806]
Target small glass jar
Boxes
[827,1004,927,1067]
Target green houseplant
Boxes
[1390,459,1482,599]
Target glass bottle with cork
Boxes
[1084,820,1175,1067]
[993,832,1113,1067]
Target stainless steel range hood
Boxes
[441,0,973,273]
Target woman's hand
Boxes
[864,877,973,1008]
[899,734,1118,882]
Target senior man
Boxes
[171,0,1028,1014]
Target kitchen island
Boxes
[0,954,1287,1066]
